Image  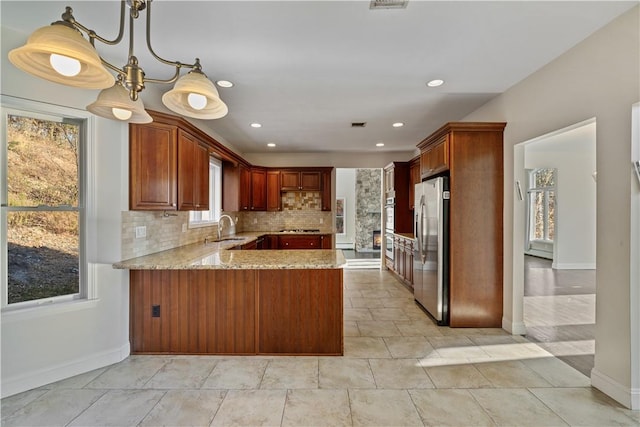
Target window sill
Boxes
[1,298,100,324]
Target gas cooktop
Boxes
[279,229,321,233]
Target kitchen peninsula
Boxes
[113,232,345,356]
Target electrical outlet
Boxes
[319,218,323,224]
[135,226,146,238]
[253,218,257,224]
[182,223,187,232]
[151,305,160,317]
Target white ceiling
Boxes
[1,1,636,154]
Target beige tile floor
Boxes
[2,270,638,426]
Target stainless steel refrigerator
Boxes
[413,176,450,325]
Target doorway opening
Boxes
[515,119,597,376]
[335,168,383,269]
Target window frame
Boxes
[1,95,96,311]
[189,156,222,228]
[526,168,556,246]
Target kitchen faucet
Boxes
[217,214,236,240]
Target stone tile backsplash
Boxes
[122,191,333,259]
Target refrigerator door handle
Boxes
[420,198,428,264]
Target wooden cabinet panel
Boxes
[177,130,209,211]
[320,234,332,249]
[129,270,256,354]
[420,134,449,179]
[257,269,343,354]
[417,122,506,327]
[195,143,210,211]
[130,123,209,212]
[388,235,414,289]
[177,130,196,211]
[321,170,332,211]
[129,122,177,210]
[250,168,267,211]
[409,156,421,210]
[266,170,281,211]
[383,162,412,233]
[239,165,251,211]
[300,172,321,190]
[279,235,322,249]
[280,170,321,191]
[265,235,278,249]
[280,171,300,191]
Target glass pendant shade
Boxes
[162,71,228,119]
[8,23,114,90]
[86,83,152,123]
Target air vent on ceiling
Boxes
[369,0,408,10]
[351,122,367,128]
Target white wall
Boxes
[1,27,130,398]
[524,121,597,269]
[463,7,639,409]
[335,169,356,248]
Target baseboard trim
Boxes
[502,317,527,335]
[0,342,130,399]
[591,367,638,410]
[551,262,596,270]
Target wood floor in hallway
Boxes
[523,255,596,377]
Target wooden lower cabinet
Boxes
[257,269,343,355]
[129,268,343,355]
[389,234,414,288]
[130,269,255,354]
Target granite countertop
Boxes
[113,232,346,270]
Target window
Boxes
[336,197,345,235]
[189,156,221,227]
[2,110,86,308]
[527,168,556,244]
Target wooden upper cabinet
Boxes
[130,121,209,212]
[266,170,281,211]
[281,170,321,191]
[250,168,267,211]
[239,165,252,211]
[409,156,421,210]
[321,170,332,211]
[195,143,210,210]
[420,134,449,179]
[130,122,178,210]
[177,129,209,211]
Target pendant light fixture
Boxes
[87,77,152,123]
[8,0,228,122]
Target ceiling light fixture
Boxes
[392,122,404,128]
[250,123,262,128]
[427,79,445,87]
[8,0,228,122]
[376,143,385,147]
[87,76,152,123]
[267,143,276,148]
[216,80,234,88]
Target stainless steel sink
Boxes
[205,237,245,244]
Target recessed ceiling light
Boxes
[376,143,385,147]
[250,123,262,128]
[427,79,444,87]
[267,143,276,147]
[216,80,234,88]
[392,122,404,128]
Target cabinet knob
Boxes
[172,203,176,207]
[310,243,314,246]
